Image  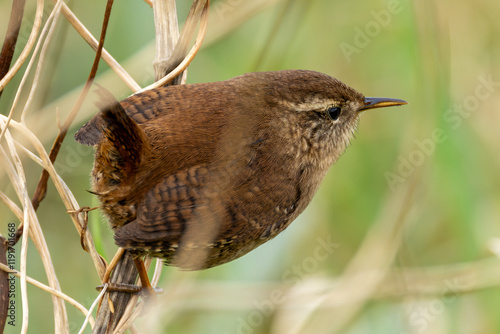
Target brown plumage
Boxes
[75,70,406,270]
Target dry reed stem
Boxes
[137,0,209,93]
[0,263,93,327]
[152,0,205,82]
[0,0,43,142]
[1,122,69,333]
[0,115,105,277]
[110,258,160,333]
[0,0,44,92]
[113,295,141,334]
[0,117,106,278]
[2,139,34,333]
[172,0,208,61]
[1,0,63,142]
[0,191,23,220]
[22,0,64,122]
[151,258,163,286]
[152,0,181,81]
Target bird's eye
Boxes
[327,107,341,121]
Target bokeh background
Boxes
[1,0,500,333]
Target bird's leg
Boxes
[96,251,161,298]
[133,257,157,298]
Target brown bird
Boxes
[75,70,407,270]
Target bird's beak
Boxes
[360,97,408,111]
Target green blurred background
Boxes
[1,0,500,333]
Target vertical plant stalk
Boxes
[153,0,182,83]
[153,0,207,84]
[93,251,139,333]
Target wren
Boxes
[75,70,407,270]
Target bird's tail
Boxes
[99,88,149,177]
[76,86,148,181]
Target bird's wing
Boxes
[113,164,227,268]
